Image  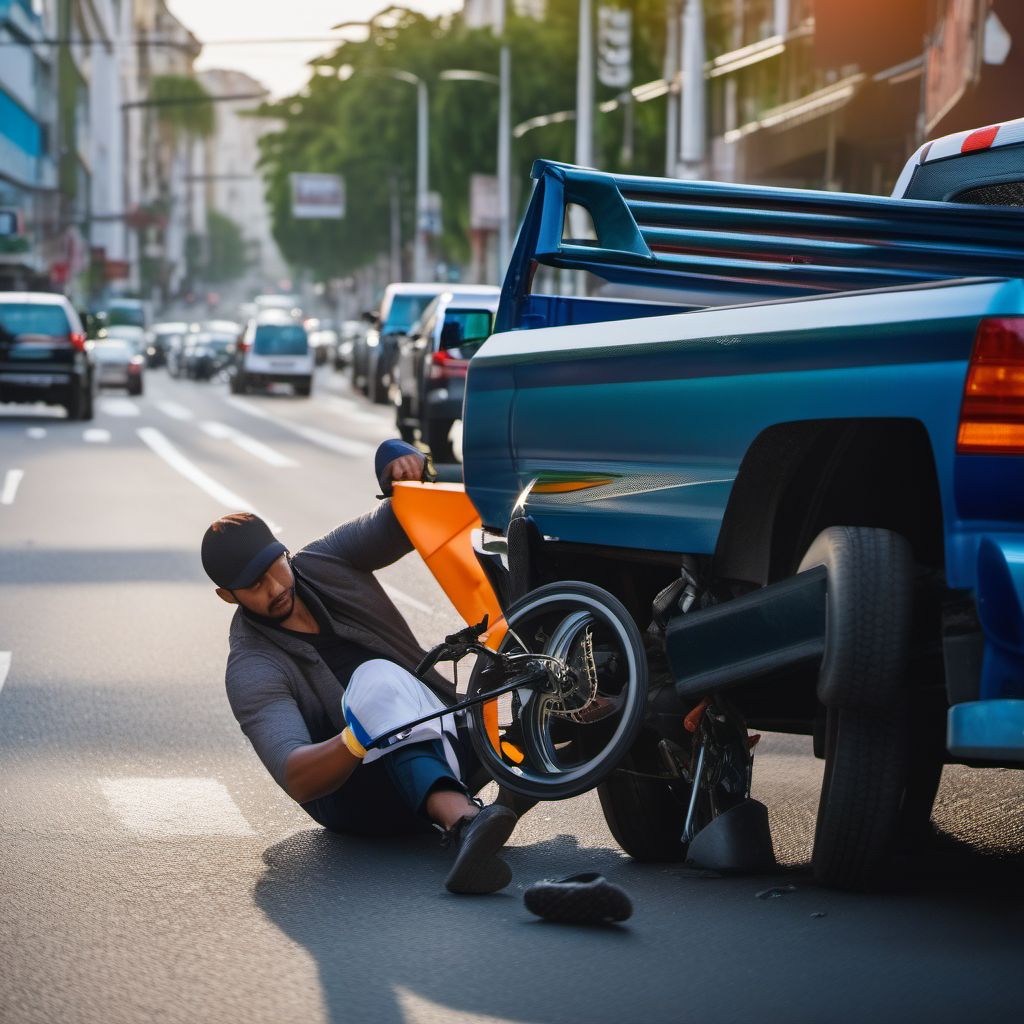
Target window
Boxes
[253,324,307,355]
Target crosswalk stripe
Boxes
[26,427,47,439]
[1,469,24,505]
[200,420,298,468]
[157,400,194,421]
[0,652,10,695]
[224,396,373,458]
[83,428,111,443]
[99,777,256,837]
[99,397,140,417]
[137,427,281,532]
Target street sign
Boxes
[418,191,443,236]
[470,175,501,231]
[290,173,346,220]
[598,5,632,90]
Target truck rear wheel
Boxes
[598,746,690,861]
[799,526,913,890]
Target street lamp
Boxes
[332,16,431,281]
[437,65,512,273]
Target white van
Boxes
[231,312,314,397]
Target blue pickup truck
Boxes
[462,117,1024,889]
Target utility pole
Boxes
[679,0,706,180]
[664,0,680,177]
[414,78,430,281]
[497,21,512,268]
[575,0,594,169]
[390,173,402,282]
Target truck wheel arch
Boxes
[713,419,945,588]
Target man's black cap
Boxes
[201,514,286,590]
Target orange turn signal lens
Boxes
[957,318,1024,455]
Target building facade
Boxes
[0,0,59,290]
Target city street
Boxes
[1,369,1022,1024]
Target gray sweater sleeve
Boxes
[303,498,413,572]
[225,652,311,790]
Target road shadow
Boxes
[253,828,643,1024]
[253,802,1024,1024]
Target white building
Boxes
[197,68,286,287]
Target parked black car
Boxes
[353,284,453,404]
[393,289,498,461]
[0,293,96,420]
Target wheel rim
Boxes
[472,588,644,795]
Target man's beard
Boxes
[267,586,295,621]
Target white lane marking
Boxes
[382,583,433,615]
[200,421,298,468]
[137,427,281,532]
[1,469,24,505]
[0,652,10,695]
[322,395,391,426]
[99,777,256,837]
[83,428,111,443]
[99,397,140,417]
[26,427,47,439]
[225,396,373,457]
[157,400,194,421]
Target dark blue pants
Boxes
[303,728,480,838]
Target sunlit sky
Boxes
[166,1,464,98]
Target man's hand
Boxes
[383,452,426,488]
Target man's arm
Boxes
[227,652,365,804]
[283,735,361,804]
[302,440,427,572]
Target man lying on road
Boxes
[201,440,518,894]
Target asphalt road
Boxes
[1,367,1022,1024]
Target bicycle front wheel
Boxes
[465,581,648,801]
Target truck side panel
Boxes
[465,277,1024,591]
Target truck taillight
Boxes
[957,317,1024,455]
[429,350,468,381]
[69,332,87,351]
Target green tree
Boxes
[205,210,250,283]
[257,2,672,280]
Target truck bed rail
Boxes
[497,160,1024,331]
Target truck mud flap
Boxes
[668,566,827,701]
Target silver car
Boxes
[94,340,145,396]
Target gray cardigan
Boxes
[223,499,453,790]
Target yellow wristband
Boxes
[341,726,366,759]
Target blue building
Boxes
[0,0,58,290]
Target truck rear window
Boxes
[0,304,70,339]
[253,324,307,355]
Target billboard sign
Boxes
[470,175,501,231]
[290,173,345,220]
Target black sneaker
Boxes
[524,872,633,924]
[443,805,518,894]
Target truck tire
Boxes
[598,749,689,861]
[799,526,913,889]
[295,376,312,398]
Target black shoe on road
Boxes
[524,872,633,924]
[444,805,518,895]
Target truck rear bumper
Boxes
[945,537,1024,762]
[975,535,1024,699]
[948,700,1024,762]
